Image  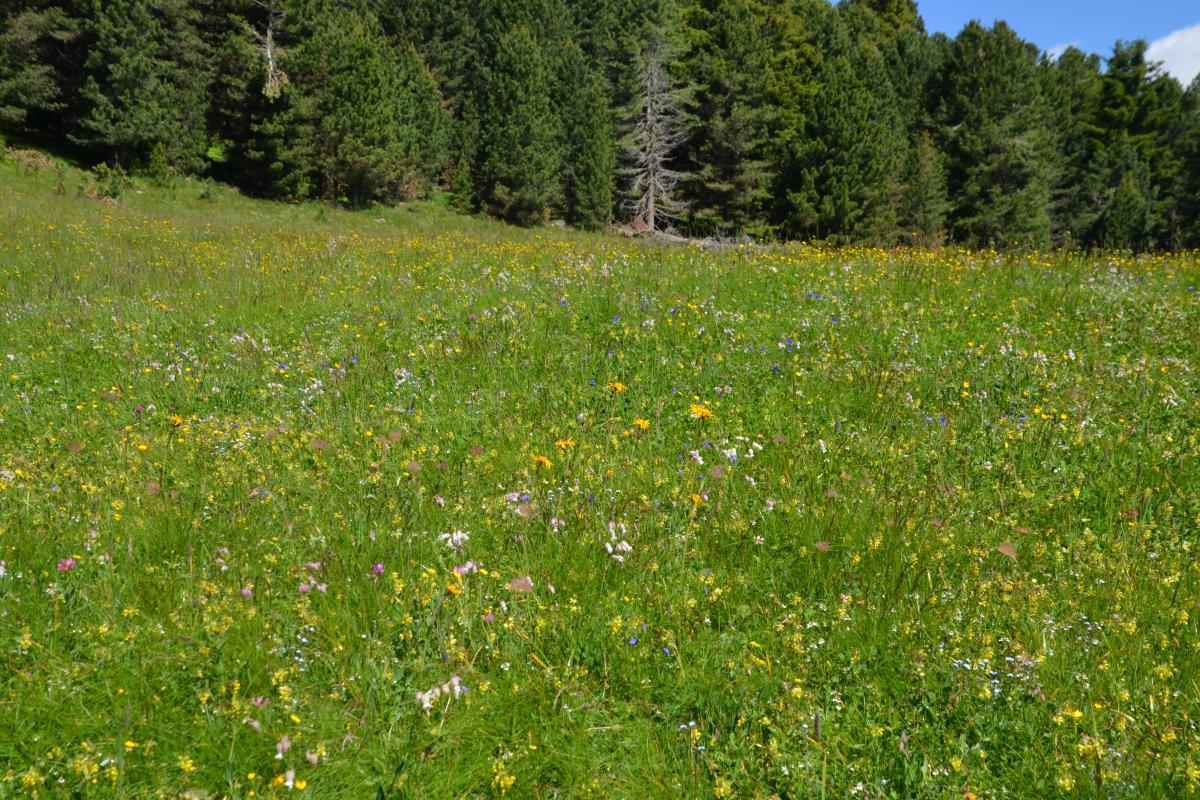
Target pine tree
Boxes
[1180,78,1200,248]
[900,130,948,244]
[476,25,561,224]
[559,43,615,229]
[1089,41,1191,247]
[391,40,451,195]
[293,8,397,205]
[778,2,905,242]
[1042,47,1104,246]
[72,0,210,171]
[678,0,775,236]
[0,5,75,131]
[841,0,921,37]
[195,0,274,190]
[290,6,447,206]
[1092,138,1153,250]
[938,21,1054,247]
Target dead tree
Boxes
[625,39,687,234]
[249,1,289,99]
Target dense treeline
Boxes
[2,0,1198,248]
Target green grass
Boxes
[1,151,1198,799]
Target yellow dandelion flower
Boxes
[633,418,650,430]
[690,404,715,421]
[554,437,575,449]
[532,454,553,469]
[607,381,627,393]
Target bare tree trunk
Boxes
[250,2,289,99]
[625,38,686,234]
[647,183,655,233]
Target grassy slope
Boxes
[1,153,1199,799]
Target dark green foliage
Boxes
[901,130,948,244]
[73,0,209,171]
[1180,80,1200,247]
[680,0,775,235]
[475,25,562,224]
[0,5,75,128]
[193,0,279,192]
[1,0,1196,244]
[1095,161,1152,251]
[558,44,615,229]
[937,22,1054,247]
[777,2,907,241]
[842,0,922,36]
[1088,41,1191,248]
[1042,47,1104,246]
[289,7,448,206]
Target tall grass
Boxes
[1,153,1198,798]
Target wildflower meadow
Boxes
[1,159,1198,798]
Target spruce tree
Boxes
[1180,79,1200,248]
[779,2,905,242]
[195,0,270,189]
[1090,41,1191,247]
[293,8,398,205]
[391,40,451,194]
[1042,47,1104,246]
[1092,138,1153,250]
[625,36,689,233]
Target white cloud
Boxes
[1147,23,1200,87]
[1046,41,1080,60]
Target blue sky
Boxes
[914,0,1200,84]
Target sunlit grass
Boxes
[1,155,1198,799]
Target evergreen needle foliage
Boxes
[0,0,1197,242]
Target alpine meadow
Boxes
[2,0,1200,799]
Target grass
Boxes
[0,150,1198,799]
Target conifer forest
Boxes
[3,0,1199,248]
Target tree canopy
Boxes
[1,0,1196,249]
